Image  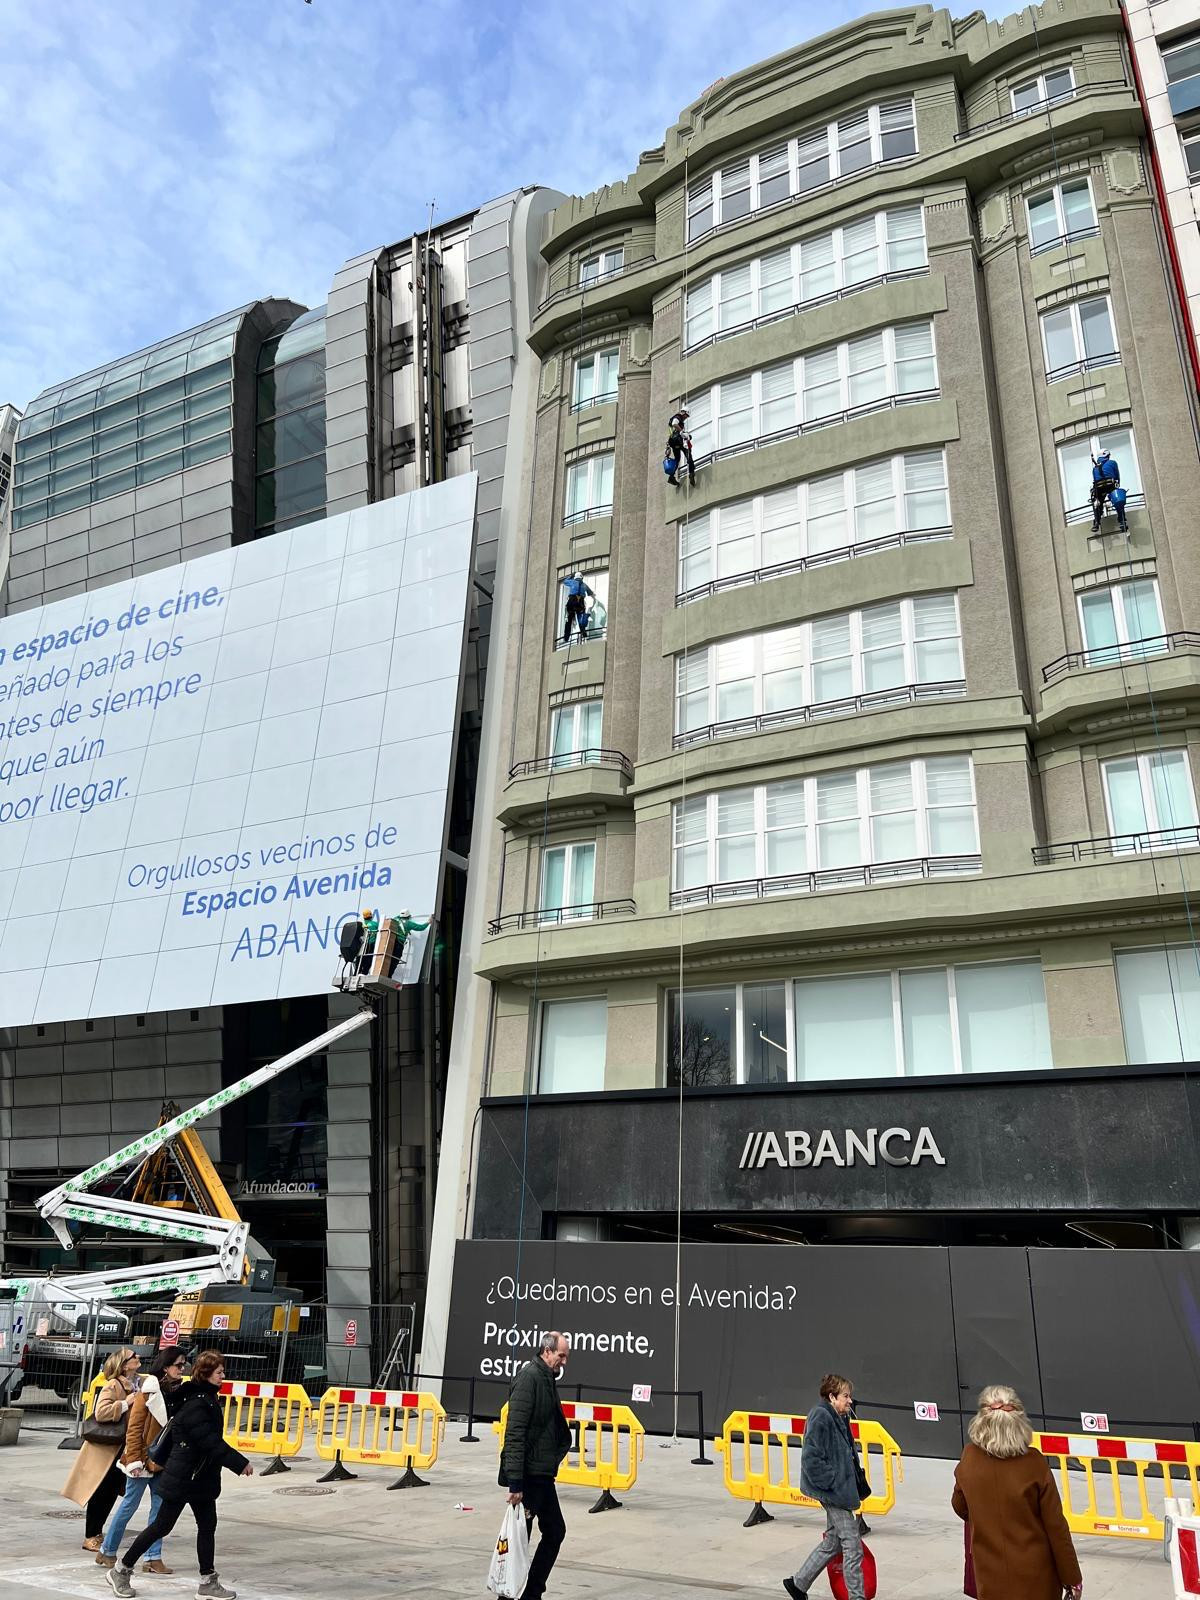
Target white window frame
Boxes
[1039,294,1118,381]
[686,98,917,242]
[1056,427,1142,522]
[683,206,927,351]
[563,454,614,524]
[1183,128,1200,184]
[1076,579,1165,665]
[1026,177,1098,254]
[676,448,951,597]
[554,569,609,649]
[1163,35,1200,88]
[579,247,624,286]
[550,699,604,767]
[667,958,1049,1083]
[675,594,964,739]
[1115,945,1200,1066]
[1010,64,1076,116]
[539,840,597,922]
[671,756,978,897]
[537,996,608,1093]
[572,348,620,410]
[1101,750,1199,850]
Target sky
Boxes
[1,0,1005,410]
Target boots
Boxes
[142,1559,173,1574]
[196,1575,237,1599]
[105,1568,136,1599]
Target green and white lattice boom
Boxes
[3,1006,375,1310]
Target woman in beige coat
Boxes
[952,1385,1083,1600]
[61,1347,141,1552]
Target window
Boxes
[550,700,603,767]
[1026,179,1097,252]
[555,569,609,647]
[1185,130,1200,183]
[684,323,937,461]
[579,248,624,286]
[686,99,917,241]
[671,756,977,898]
[1040,295,1117,380]
[564,454,614,522]
[573,349,619,409]
[539,998,607,1092]
[1102,751,1198,848]
[1116,947,1200,1064]
[666,961,1050,1085]
[1011,65,1075,116]
[1056,428,1141,521]
[677,449,950,595]
[255,310,327,536]
[540,841,596,921]
[683,207,926,349]
[675,594,962,738]
[1078,579,1165,663]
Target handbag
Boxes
[963,1521,977,1598]
[81,1413,126,1446]
[147,1420,174,1466]
[486,1503,531,1599]
[827,1539,877,1600]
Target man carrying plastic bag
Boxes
[492,1331,572,1600]
[486,1503,530,1599]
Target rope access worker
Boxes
[666,408,695,489]
[1090,450,1128,534]
[560,572,595,645]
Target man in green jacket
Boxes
[501,1331,572,1600]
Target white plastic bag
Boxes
[486,1502,531,1598]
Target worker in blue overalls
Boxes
[560,572,596,645]
[1090,450,1128,533]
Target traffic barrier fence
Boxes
[1167,1497,1200,1597]
[313,1385,445,1488]
[494,1399,646,1513]
[220,1381,311,1477]
[1035,1430,1200,1543]
[713,1410,904,1528]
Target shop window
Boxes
[539,997,607,1092]
[1102,751,1198,848]
[1078,579,1165,663]
[665,987,737,1086]
[540,841,596,922]
[1116,946,1200,1063]
[1040,295,1117,380]
[1026,178,1097,253]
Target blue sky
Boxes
[3,0,999,409]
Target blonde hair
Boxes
[102,1347,138,1381]
[968,1385,1033,1458]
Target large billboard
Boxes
[0,476,476,1025]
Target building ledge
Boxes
[1035,646,1200,737]
[498,755,634,829]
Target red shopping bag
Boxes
[827,1540,877,1600]
[964,1521,978,1598]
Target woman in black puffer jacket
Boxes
[106,1350,252,1600]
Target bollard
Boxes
[460,1376,480,1444]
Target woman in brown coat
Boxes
[952,1385,1083,1600]
[61,1347,141,1552]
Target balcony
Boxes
[954,82,1120,142]
[488,899,636,935]
[1033,826,1200,865]
[672,680,966,750]
[538,256,655,316]
[553,623,608,652]
[563,502,613,528]
[508,749,633,781]
[686,389,940,478]
[499,747,635,829]
[670,854,981,909]
[1042,632,1192,684]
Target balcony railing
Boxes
[685,389,940,477]
[537,257,655,315]
[1045,350,1121,384]
[954,83,1119,141]
[569,390,619,414]
[488,898,637,935]
[553,623,608,651]
[508,748,633,781]
[673,680,966,749]
[563,502,613,527]
[1033,826,1200,865]
[670,854,981,909]
[676,527,952,607]
[1042,631,1194,684]
[682,267,928,356]
[1064,492,1146,526]
[1029,223,1101,258]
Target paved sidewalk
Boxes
[0,1426,1171,1599]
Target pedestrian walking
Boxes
[96,1346,188,1574]
[500,1331,572,1600]
[63,1346,141,1554]
[106,1350,253,1600]
[952,1386,1082,1600]
[782,1373,871,1600]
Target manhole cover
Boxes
[273,1486,337,1496]
[45,1510,85,1519]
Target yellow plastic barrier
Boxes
[219,1381,310,1475]
[713,1409,904,1527]
[493,1399,645,1512]
[1035,1429,1200,1542]
[82,1371,105,1418]
[313,1386,445,1488]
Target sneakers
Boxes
[142,1560,173,1575]
[782,1582,807,1600]
[196,1576,237,1599]
[105,1568,136,1599]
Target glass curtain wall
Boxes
[255,307,328,538]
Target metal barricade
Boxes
[313,1386,445,1489]
[220,1381,311,1477]
[493,1399,645,1513]
[713,1410,904,1527]
[1035,1430,1200,1542]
